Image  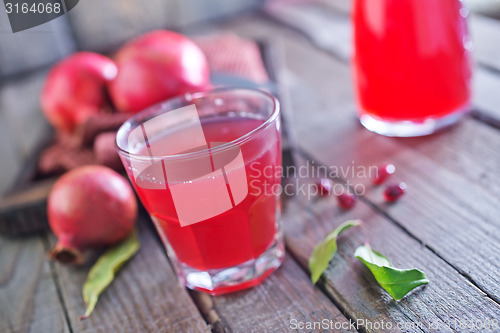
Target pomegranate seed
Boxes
[373,163,396,185]
[384,182,407,202]
[317,178,333,196]
[337,193,357,210]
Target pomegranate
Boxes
[41,52,118,134]
[373,163,396,185]
[317,178,334,196]
[337,193,357,210]
[384,183,407,202]
[48,165,137,264]
[108,30,211,113]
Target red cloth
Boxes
[195,34,268,83]
[38,34,270,175]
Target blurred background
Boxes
[0,0,266,196]
[0,0,499,196]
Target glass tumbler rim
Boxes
[115,87,280,162]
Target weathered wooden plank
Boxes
[48,217,210,333]
[283,165,500,332]
[0,234,69,333]
[264,0,351,61]
[192,255,356,333]
[66,0,262,53]
[278,40,500,196]
[470,14,500,71]
[313,0,351,15]
[397,120,500,198]
[214,11,500,327]
[0,178,55,236]
[0,111,21,196]
[261,3,500,194]
[464,0,500,17]
[274,23,500,302]
[473,67,500,121]
[274,48,500,198]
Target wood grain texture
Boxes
[192,255,355,333]
[470,14,500,71]
[397,120,500,198]
[215,11,500,329]
[473,66,500,121]
[2,5,499,332]
[0,178,56,236]
[0,234,69,333]
[283,172,500,332]
[47,217,210,333]
[314,0,351,15]
[277,28,500,302]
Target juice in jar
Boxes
[352,0,472,136]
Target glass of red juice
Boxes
[116,88,284,295]
[352,0,472,137]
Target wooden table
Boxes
[2,1,500,332]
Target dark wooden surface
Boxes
[47,219,210,333]
[2,1,500,332]
[0,234,69,333]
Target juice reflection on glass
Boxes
[116,88,284,295]
[352,0,472,136]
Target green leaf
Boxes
[80,230,140,320]
[354,245,429,301]
[308,219,361,284]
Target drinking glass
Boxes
[116,88,284,295]
[352,0,472,136]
